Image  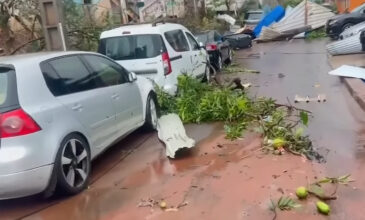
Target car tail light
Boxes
[0,109,41,138]
[206,43,218,51]
[162,52,172,75]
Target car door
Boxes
[185,32,207,78]
[82,54,144,137]
[214,31,230,61]
[46,55,117,151]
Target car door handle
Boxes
[111,93,120,100]
[71,104,83,111]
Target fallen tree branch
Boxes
[9,36,44,55]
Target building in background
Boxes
[333,0,364,13]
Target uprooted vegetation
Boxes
[156,75,323,161]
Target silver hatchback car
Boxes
[0,51,158,199]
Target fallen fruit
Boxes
[273,138,286,149]
[296,186,308,199]
[316,201,330,215]
[160,201,167,209]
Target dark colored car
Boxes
[326,3,365,39]
[195,30,232,71]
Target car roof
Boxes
[100,22,188,39]
[0,51,99,67]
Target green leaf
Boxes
[308,184,325,197]
[276,196,301,211]
[300,111,309,126]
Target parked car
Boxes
[195,30,232,71]
[326,3,365,39]
[0,51,158,200]
[98,23,209,94]
[339,21,365,39]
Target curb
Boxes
[328,56,365,111]
[342,78,365,111]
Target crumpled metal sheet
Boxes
[327,31,362,55]
[259,1,334,41]
[329,65,365,79]
[157,114,196,158]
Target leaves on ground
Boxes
[156,75,322,160]
[317,174,354,185]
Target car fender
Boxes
[135,76,155,121]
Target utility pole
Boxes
[193,0,198,17]
[39,0,67,51]
[304,0,308,26]
[120,0,128,24]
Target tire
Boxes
[54,134,91,195]
[226,49,233,64]
[216,55,223,71]
[203,64,211,82]
[143,93,159,131]
[342,23,353,32]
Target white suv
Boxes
[98,23,209,94]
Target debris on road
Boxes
[217,14,236,26]
[294,94,327,103]
[316,201,331,215]
[329,65,365,79]
[258,1,334,42]
[137,198,157,208]
[157,114,196,158]
[327,31,363,55]
[253,5,285,38]
[295,186,308,199]
[270,196,301,219]
[223,63,260,74]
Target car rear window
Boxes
[98,34,165,61]
[0,66,19,113]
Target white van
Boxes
[98,23,209,95]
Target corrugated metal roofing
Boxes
[327,32,363,55]
[258,1,335,41]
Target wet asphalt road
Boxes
[1,39,365,220]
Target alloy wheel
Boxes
[61,139,89,188]
[150,98,158,129]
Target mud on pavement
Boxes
[2,40,365,220]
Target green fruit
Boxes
[296,186,308,199]
[316,201,330,215]
[273,138,286,149]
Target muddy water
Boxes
[2,40,365,220]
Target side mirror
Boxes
[128,72,137,82]
[199,42,206,49]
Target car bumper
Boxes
[326,24,342,38]
[208,51,220,68]
[0,164,53,200]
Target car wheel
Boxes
[143,93,159,131]
[55,134,90,195]
[217,55,223,71]
[342,23,353,32]
[203,64,211,82]
[226,49,233,64]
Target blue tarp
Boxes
[253,6,285,38]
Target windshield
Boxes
[98,34,165,61]
[352,3,365,13]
